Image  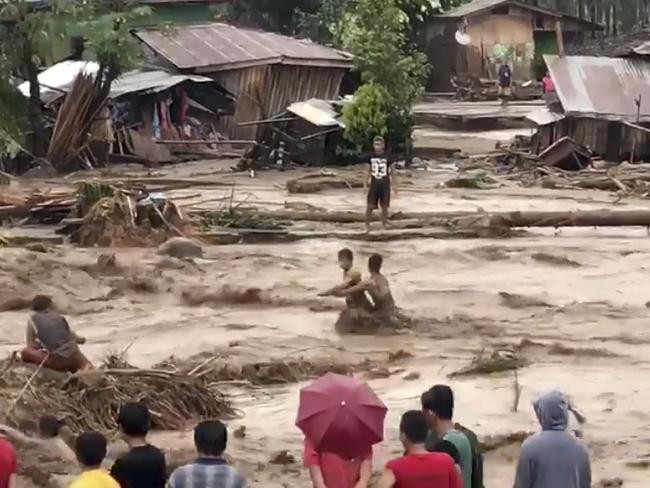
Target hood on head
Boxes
[533,390,568,431]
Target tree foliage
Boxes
[341,0,429,151]
[342,83,392,149]
[0,0,151,157]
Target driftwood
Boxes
[198,208,650,228]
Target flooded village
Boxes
[2,0,650,487]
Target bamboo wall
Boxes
[212,65,346,140]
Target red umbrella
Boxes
[296,373,387,458]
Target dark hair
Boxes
[39,416,61,438]
[75,432,107,467]
[117,402,150,437]
[31,295,53,312]
[194,420,227,457]
[368,253,383,273]
[433,439,461,465]
[421,385,454,420]
[338,248,353,261]
[399,410,429,444]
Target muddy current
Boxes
[2,161,650,487]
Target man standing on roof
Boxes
[364,136,397,232]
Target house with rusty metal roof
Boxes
[134,23,354,139]
[531,54,650,162]
[425,0,602,90]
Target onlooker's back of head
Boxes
[168,421,246,488]
[75,432,107,468]
[194,420,227,457]
[31,295,53,312]
[39,415,61,439]
[421,384,454,420]
[399,410,428,446]
[533,390,569,431]
[117,402,151,439]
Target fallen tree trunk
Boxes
[197,209,650,228]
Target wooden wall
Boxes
[536,117,650,161]
[212,65,346,140]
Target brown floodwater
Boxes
[2,159,650,486]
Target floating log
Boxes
[207,209,650,228]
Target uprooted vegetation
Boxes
[449,349,529,378]
[62,181,190,247]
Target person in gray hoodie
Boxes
[514,390,590,488]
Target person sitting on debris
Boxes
[318,248,373,312]
[21,295,92,373]
[0,415,76,463]
[70,431,119,488]
[513,390,591,488]
[111,402,167,488]
[167,420,247,488]
[378,410,461,488]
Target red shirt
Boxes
[303,438,372,488]
[386,452,460,488]
[0,439,17,488]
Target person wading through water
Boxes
[337,253,401,333]
[364,136,397,232]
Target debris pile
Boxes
[7,367,233,433]
[175,356,354,386]
[61,182,189,247]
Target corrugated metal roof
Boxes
[544,54,650,122]
[633,41,650,56]
[134,23,354,72]
[287,98,345,127]
[525,108,566,126]
[18,62,219,104]
[18,61,99,104]
[110,70,215,97]
[437,0,559,18]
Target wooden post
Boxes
[555,20,565,57]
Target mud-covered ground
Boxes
[2,158,650,487]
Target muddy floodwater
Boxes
[2,159,650,486]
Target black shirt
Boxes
[364,152,393,184]
[111,444,167,488]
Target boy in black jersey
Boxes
[364,136,397,231]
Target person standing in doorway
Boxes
[364,136,397,232]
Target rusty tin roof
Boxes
[134,23,353,73]
[544,54,650,122]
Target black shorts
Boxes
[367,180,390,209]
